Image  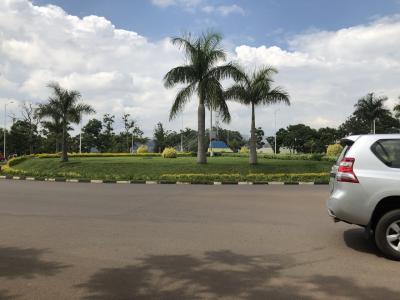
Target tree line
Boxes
[269,93,400,154]
[2,31,399,164]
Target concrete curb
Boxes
[0,175,329,185]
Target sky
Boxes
[1,0,400,137]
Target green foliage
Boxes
[82,118,103,152]
[255,127,265,149]
[162,147,177,158]
[326,144,343,157]
[262,153,324,161]
[339,92,399,135]
[7,120,40,155]
[4,156,332,180]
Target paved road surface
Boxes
[0,180,399,299]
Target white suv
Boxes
[327,134,400,259]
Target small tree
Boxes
[37,82,94,162]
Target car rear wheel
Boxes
[375,209,400,260]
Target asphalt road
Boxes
[0,180,399,300]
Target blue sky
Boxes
[33,0,400,48]
[2,0,400,136]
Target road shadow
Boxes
[0,290,16,300]
[343,228,382,257]
[0,246,70,279]
[77,249,400,299]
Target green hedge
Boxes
[34,152,195,159]
[159,172,329,183]
[222,152,336,162]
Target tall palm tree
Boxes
[37,82,94,162]
[225,67,290,165]
[164,31,243,164]
[354,93,389,133]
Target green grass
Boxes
[10,156,332,180]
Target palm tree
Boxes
[393,96,400,119]
[164,31,243,164]
[225,67,290,165]
[37,82,94,162]
[40,117,63,152]
[354,93,389,133]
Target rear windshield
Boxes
[335,141,353,165]
[370,139,400,168]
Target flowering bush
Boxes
[136,145,149,154]
[326,144,343,157]
[162,147,177,158]
[239,146,249,154]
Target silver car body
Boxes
[328,134,400,226]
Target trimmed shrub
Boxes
[326,144,343,157]
[136,145,149,154]
[239,146,249,154]
[262,153,324,161]
[162,147,177,158]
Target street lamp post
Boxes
[3,101,14,159]
[79,113,82,154]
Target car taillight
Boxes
[336,157,359,183]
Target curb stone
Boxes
[0,176,326,185]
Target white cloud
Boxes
[151,0,245,16]
[150,0,201,8]
[234,16,400,134]
[1,0,400,138]
[202,4,245,16]
[0,0,185,134]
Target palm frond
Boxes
[262,86,290,106]
[163,66,196,88]
[171,35,197,61]
[208,63,245,82]
[169,82,196,120]
[224,84,249,104]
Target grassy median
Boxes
[6,156,332,182]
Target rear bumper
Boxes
[327,207,354,224]
[327,185,370,226]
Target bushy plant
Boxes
[162,147,177,158]
[326,144,343,157]
[239,146,249,154]
[136,145,149,154]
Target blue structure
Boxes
[208,140,233,153]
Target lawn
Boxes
[10,156,332,181]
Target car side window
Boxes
[371,139,400,168]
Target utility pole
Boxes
[373,119,376,134]
[131,133,134,153]
[4,101,13,159]
[79,113,82,154]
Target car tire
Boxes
[375,209,400,260]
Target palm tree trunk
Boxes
[61,125,68,162]
[209,108,213,157]
[197,102,207,164]
[249,103,257,165]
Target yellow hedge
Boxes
[239,146,249,154]
[162,147,177,158]
[136,145,148,154]
[326,144,343,157]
